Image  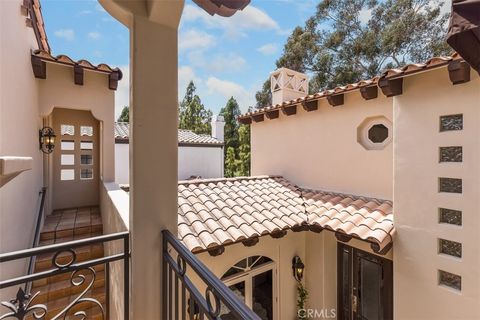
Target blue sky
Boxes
[41,0,318,118]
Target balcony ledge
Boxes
[0,156,33,176]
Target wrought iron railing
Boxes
[162,230,260,320]
[0,231,129,320]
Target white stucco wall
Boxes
[115,143,224,184]
[0,0,44,300]
[251,92,393,200]
[393,68,480,319]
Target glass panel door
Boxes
[220,281,246,319]
[252,270,273,320]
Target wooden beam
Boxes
[265,109,279,119]
[31,55,46,79]
[359,86,378,100]
[281,104,297,116]
[108,71,121,90]
[242,237,259,247]
[74,65,84,86]
[308,224,324,233]
[251,113,265,123]
[291,224,309,232]
[238,117,252,125]
[207,246,225,257]
[335,232,352,243]
[270,230,287,239]
[301,100,318,112]
[378,78,403,97]
[327,94,344,106]
[448,60,470,85]
[370,242,393,255]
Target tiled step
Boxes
[33,264,105,288]
[34,242,104,272]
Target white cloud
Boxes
[88,31,101,40]
[179,29,216,51]
[206,77,255,111]
[182,4,283,38]
[178,66,202,97]
[79,10,92,15]
[257,43,278,55]
[358,8,372,25]
[115,65,129,119]
[188,51,246,73]
[54,29,75,41]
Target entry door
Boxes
[51,108,100,210]
[338,244,393,320]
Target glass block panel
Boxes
[80,168,93,180]
[80,141,93,150]
[61,154,74,165]
[80,126,93,136]
[439,270,461,291]
[440,114,463,132]
[81,154,93,165]
[439,208,462,226]
[439,239,462,258]
[60,169,74,181]
[439,177,462,193]
[439,146,462,162]
[61,140,74,151]
[61,124,74,135]
[368,124,389,143]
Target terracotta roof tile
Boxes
[114,122,223,146]
[178,176,394,253]
[238,53,461,122]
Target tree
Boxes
[179,81,213,135]
[255,0,451,106]
[118,106,129,122]
[236,124,251,176]
[224,147,238,178]
[220,97,241,153]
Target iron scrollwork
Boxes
[0,288,46,320]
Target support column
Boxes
[129,15,179,319]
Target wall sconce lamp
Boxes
[292,256,305,282]
[39,127,56,154]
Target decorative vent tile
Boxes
[439,208,462,226]
[439,239,462,258]
[439,270,461,291]
[439,147,463,162]
[440,114,463,132]
[439,178,462,193]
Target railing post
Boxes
[124,234,130,320]
[162,235,168,320]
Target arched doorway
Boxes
[220,256,276,320]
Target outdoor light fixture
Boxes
[39,126,56,154]
[292,256,305,282]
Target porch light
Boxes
[39,127,56,154]
[292,256,305,282]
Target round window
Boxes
[368,124,389,143]
[356,116,392,150]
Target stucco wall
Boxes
[0,0,44,300]
[196,232,306,320]
[251,92,393,200]
[393,68,480,319]
[115,143,224,183]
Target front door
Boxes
[338,244,393,320]
[51,108,100,210]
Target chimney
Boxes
[211,114,225,142]
[270,67,309,105]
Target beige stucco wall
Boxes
[251,92,393,200]
[0,0,44,300]
[393,68,480,319]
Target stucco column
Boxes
[129,15,179,319]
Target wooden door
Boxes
[51,108,100,210]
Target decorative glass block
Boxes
[439,239,462,258]
[80,126,93,136]
[61,124,75,135]
[439,147,462,162]
[440,114,463,132]
[80,168,93,180]
[439,270,461,291]
[81,154,93,165]
[439,208,462,226]
[439,178,462,193]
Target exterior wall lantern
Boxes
[292,256,305,282]
[39,127,56,154]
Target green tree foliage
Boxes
[236,124,251,176]
[224,147,238,178]
[117,106,129,122]
[220,97,241,152]
[255,0,451,107]
[179,81,213,135]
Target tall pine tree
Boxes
[179,81,213,135]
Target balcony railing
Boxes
[0,231,129,319]
[162,230,260,320]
